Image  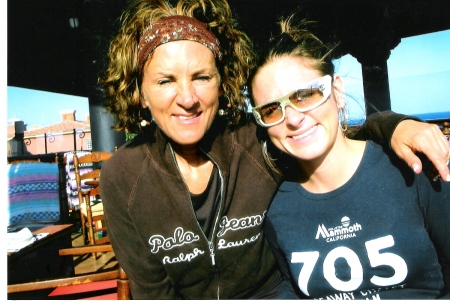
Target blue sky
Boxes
[334,29,450,122]
[7,87,90,128]
[6,29,450,128]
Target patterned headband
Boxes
[138,15,223,72]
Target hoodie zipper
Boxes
[204,155,223,300]
[203,153,224,267]
[208,241,216,265]
[169,146,224,298]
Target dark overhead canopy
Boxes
[7,0,127,97]
[7,0,450,97]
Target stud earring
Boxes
[218,94,231,116]
[138,108,153,128]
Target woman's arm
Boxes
[351,111,450,182]
[101,161,176,299]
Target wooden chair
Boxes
[73,150,114,258]
[7,244,131,300]
[441,121,450,137]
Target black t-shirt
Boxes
[266,141,450,299]
[191,165,220,239]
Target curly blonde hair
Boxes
[100,0,255,134]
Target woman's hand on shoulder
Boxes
[391,119,450,182]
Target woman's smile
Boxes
[291,124,318,140]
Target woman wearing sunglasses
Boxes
[249,15,450,299]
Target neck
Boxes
[170,142,214,194]
[171,142,206,166]
[298,137,366,193]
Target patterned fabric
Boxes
[138,15,222,72]
[64,151,94,210]
[7,162,60,227]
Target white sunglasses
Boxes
[252,75,332,127]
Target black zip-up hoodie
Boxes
[100,111,411,299]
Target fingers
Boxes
[416,124,450,181]
[424,125,450,181]
[391,120,450,182]
[434,135,450,181]
[390,141,423,175]
[406,153,422,174]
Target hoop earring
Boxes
[338,106,348,132]
[262,141,283,175]
[262,141,278,161]
[218,94,231,117]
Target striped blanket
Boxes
[7,162,61,228]
[64,151,94,209]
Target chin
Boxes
[290,144,326,161]
[175,132,205,146]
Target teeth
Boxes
[179,114,197,120]
[292,125,317,139]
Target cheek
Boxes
[198,83,220,102]
[211,100,219,112]
[267,132,286,154]
[267,126,283,141]
[316,100,339,122]
[145,90,174,112]
[197,88,220,113]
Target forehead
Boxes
[252,56,321,104]
[146,40,217,70]
[258,56,319,81]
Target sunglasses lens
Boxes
[257,102,283,125]
[254,76,330,127]
[290,87,324,109]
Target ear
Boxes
[332,74,346,109]
[141,100,148,108]
[140,91,150,108]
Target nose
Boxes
[284,105,305,127]
[176,82,198,109]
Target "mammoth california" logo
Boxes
[315,216,362,242]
